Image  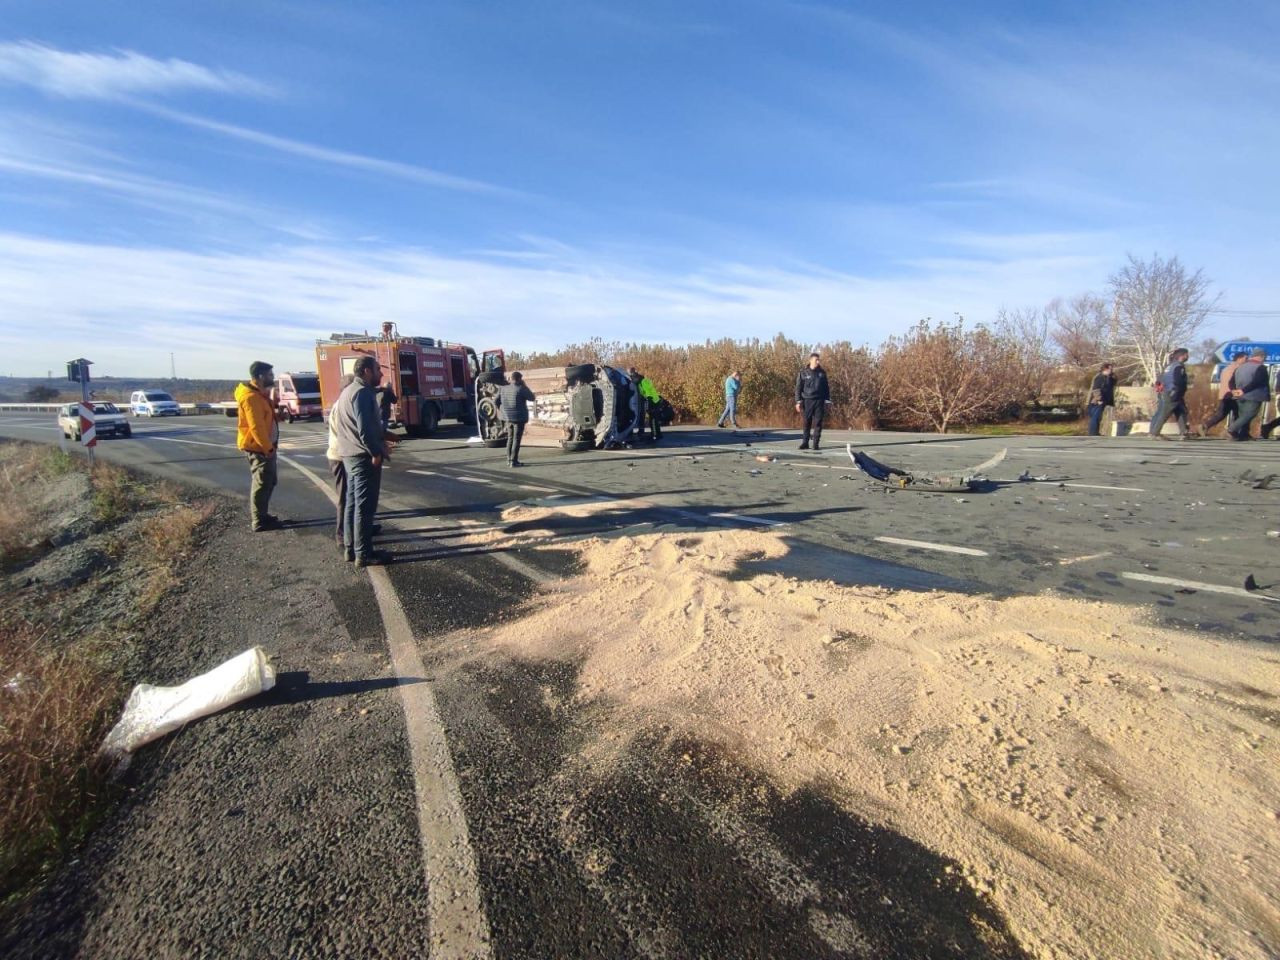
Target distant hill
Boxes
[0,376,239,404]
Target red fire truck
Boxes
[315,323,505,435]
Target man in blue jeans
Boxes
[331,356,390,567]
[717,370,742,428]
[1227,348,1272,441]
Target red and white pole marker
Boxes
[80,403,96,447]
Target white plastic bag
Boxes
[100,647,276,757]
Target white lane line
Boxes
[875,536,989,557]
[708,512,786,527]
[1120,572,1280,602]
[519,484,556,492]
[408,469,437,476]
[1058,552,1112,566]
[457,476,492,485]
[145,436,227,448]
[279,453,494,958]
[1062,482,1144,492]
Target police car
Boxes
[129,389,182,417]
[58,402,132,440]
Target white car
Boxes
[58,402,132,440]
[130,389,182,417]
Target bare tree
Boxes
[877,318,1023,433]
[1108,254,1220,385]
[1048,294,1111,369]
[995,306,1056,406]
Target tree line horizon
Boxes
[507,252,1237,433]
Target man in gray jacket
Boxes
[1228,348,1272,441]
[498,371,536,467]
[331,356,389,566]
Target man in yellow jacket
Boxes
[236,360,287,531]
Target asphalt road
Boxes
[3,409,1277,959]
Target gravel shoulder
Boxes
[2,500,434,959]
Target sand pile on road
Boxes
[465,507,1280,960]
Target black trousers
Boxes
[801,398,825,446]
[506,421,526,463]
[1202,396,1237,430]
[648,399,662,439]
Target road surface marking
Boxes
[519,484,556,492]
[709,512,786,527]
[408,469,437,476]
[875,536,989,557]
[1120,572,1280,602]
[1062,482,1144,492]
[457,475,493,484]
[279,454,494,958]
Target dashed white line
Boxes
[1061,482,1145,492]
[708,512,786,527]
[519,484,556,492]
[875,536,989,557]
[1120,572,1280,602]
[456,476,492,485]
[408,469,437,477]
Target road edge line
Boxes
[280,453,493,958]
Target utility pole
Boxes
[170,352,176,379]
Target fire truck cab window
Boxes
[450,355,465,389]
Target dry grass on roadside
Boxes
[0,440,217,905]
[0,616,119,901]
[136,502,217,613]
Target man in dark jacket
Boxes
[1228,348,1272,441]
[498,371,536,467]
[1200,352,1247,437]
[332,356,390,566]
[1148,348,1190,440]
[794,352,830,450]
[1086,363,1116,436]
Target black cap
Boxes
[249,360,273,378]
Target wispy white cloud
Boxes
[0,231,1127,378]
[0,41,270,100]
[132,101,522,197]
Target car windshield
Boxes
[93,402,119,413]
[145,392,174,402]
[291,376,320,394]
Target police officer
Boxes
[794,352,830,450]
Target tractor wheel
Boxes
[564,363,596,385]
[561,438,595,453]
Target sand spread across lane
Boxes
[462,503,1280,960]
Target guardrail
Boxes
[0,402,232,415]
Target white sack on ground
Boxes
[100,647,276,757]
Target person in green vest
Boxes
[629,367,663,441]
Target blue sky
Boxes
[0,0,1276,378]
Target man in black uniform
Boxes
[794,352,830,450]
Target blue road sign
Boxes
[1216,341,1280,363]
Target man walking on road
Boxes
[498,371,536,467]
[717,370,742,429]
[630,368,663,441]
[1200,351,1247,437]
[235,360,287,532]
[331,356,390,567]
[795,352,830,450]
[1227,348,1271,441]
[1086,363,1116,436]
[1148,348,1191,440]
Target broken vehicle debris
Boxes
[846,444,1006,493]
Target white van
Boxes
[130,389,182,417]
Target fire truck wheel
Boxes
[561,438,595,452]
[421,402,440,434]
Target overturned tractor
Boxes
[475,364,648,451]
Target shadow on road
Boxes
[439,655,1031,960]
[242,671,426,709]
